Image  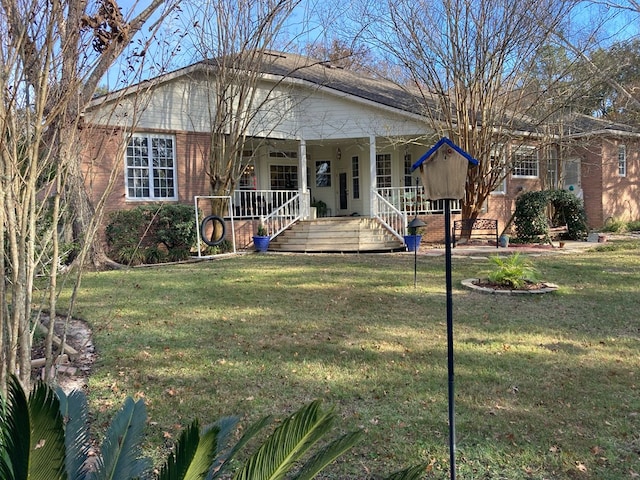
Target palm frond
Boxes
[233,400,342,480]
[293,430,362,480]
[91,396,151,480]
[158,419,222,480]
[26,380,67,480]
[56,387,91,480]
[157,421,200,480]
[0,376,31,480]
[0,392,12,479]
[181,422,222,480]
[210,415,270,479]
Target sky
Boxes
[101,0,640,90]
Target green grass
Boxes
[59,242,640,479]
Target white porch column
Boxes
[369,135,377,216]
[299,139,310,219]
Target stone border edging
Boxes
[461,278,559,294]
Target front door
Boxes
[339,172,348,211]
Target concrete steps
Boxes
[268,217,405,253]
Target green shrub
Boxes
[487,253,539,288]
[201,239,234,256]
[153,204,199,251]
[514,190,587,242]
[626,219,640,232]
[143,245,167,264]
[601,218,627,233]
[112,245,147,266]
[105,205,198,265]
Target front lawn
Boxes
[62,244,640,479]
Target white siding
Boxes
[86,73,429,141]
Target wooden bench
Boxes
[546,225,568,246]
[452,218,499,248]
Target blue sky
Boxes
[102,0,639,90]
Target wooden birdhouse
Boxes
[412,137,479,200]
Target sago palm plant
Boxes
[0,376,426,479]
[487,252,539,289]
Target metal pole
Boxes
[444,199,456,479]
[413,240,418,288]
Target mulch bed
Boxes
[472,279,552,291]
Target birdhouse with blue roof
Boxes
[411,137,479,200]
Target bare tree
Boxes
[340,0,586,221]
[178,0,303,217]
[0,0,175,391]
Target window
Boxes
[546,152,558,188]
[618,145,627,177]
[239,151,256,190]
[126,134,177,200]
[376,153,392,188]
[270,165,298,190]
[351,156,360,199]
[490,146,506,194]
[315,161,331,187]
[404,153,413,187]
[512,146,539,178]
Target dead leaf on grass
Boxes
[575,462,588,472]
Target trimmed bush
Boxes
[105,204,198,265]
[514,190,587,242]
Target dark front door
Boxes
[339,172,348,210]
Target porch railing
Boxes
[372,190,406,241]
[375,186,462,237]
[376,186,462,216]
[232,190,299,219]
[259,191,302,238]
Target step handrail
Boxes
[372,190,406,241]
[260,193,301,237]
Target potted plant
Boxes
[311,198,328,217]
[499,233,510,248]
[404,217,426,252]
[253,223,270,252]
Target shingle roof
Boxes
[558,112,640,136]
[204,50,432,117]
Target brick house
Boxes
[82,52,640,251]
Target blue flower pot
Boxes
[404,234,422,252]
[253,235,270,252]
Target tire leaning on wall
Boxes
[200,215,226,247]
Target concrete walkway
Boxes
[416,240,601,257]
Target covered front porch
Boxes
[212,186,461,251]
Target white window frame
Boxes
[404,153,414,187]
[618,145,627,177]
[351,156,360,199]
[239,150,256,190]
[511,146,539,178]
[269,164,298,190]
[125,133,178,201]
[376,153,392,188]
[490,145,507,195]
